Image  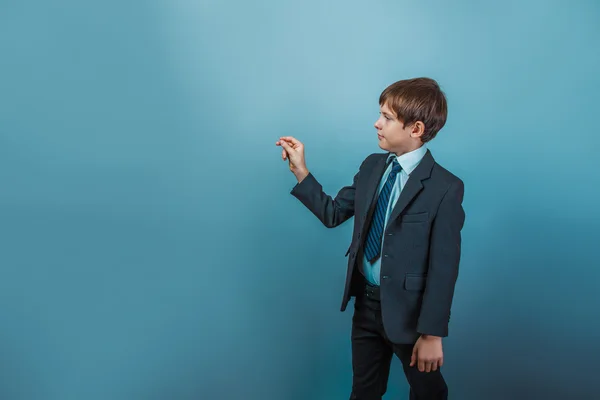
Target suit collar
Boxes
[388,149,434,222]
[385,145,428,176]
[362,149,435,224]
[402,147,434,181]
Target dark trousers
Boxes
[350,283,448,400]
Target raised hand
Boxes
[276,136,309,182]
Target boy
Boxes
[276,77,465,400]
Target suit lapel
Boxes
[361,154,389,218]
[387,149,435,223]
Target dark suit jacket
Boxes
[290,149,465,344]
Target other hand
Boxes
[410,335,443,373]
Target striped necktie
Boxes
[364,159,402,263]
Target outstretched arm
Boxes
[290,169,360,228]
[277,136,362,228]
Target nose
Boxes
[374,118,382,130]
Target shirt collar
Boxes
[386,144,428,175]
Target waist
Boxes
[358,280,380,302]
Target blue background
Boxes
[1,0,599,399]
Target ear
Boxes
[410,121,425,138]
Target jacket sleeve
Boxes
[289,160,366,228]
[417,179,466,337]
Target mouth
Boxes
[377,133,383,140]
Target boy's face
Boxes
[374,102,424,155]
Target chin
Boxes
[378,142,390,151]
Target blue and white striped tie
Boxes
[364,160,402,263]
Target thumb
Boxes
[410,346,417,367]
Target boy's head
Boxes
[374,77,447,155]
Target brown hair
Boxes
[379,77,448,143]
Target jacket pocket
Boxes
[400,212,429,223]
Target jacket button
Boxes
[382,275,389,279]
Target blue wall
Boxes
[1,1,598,399]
